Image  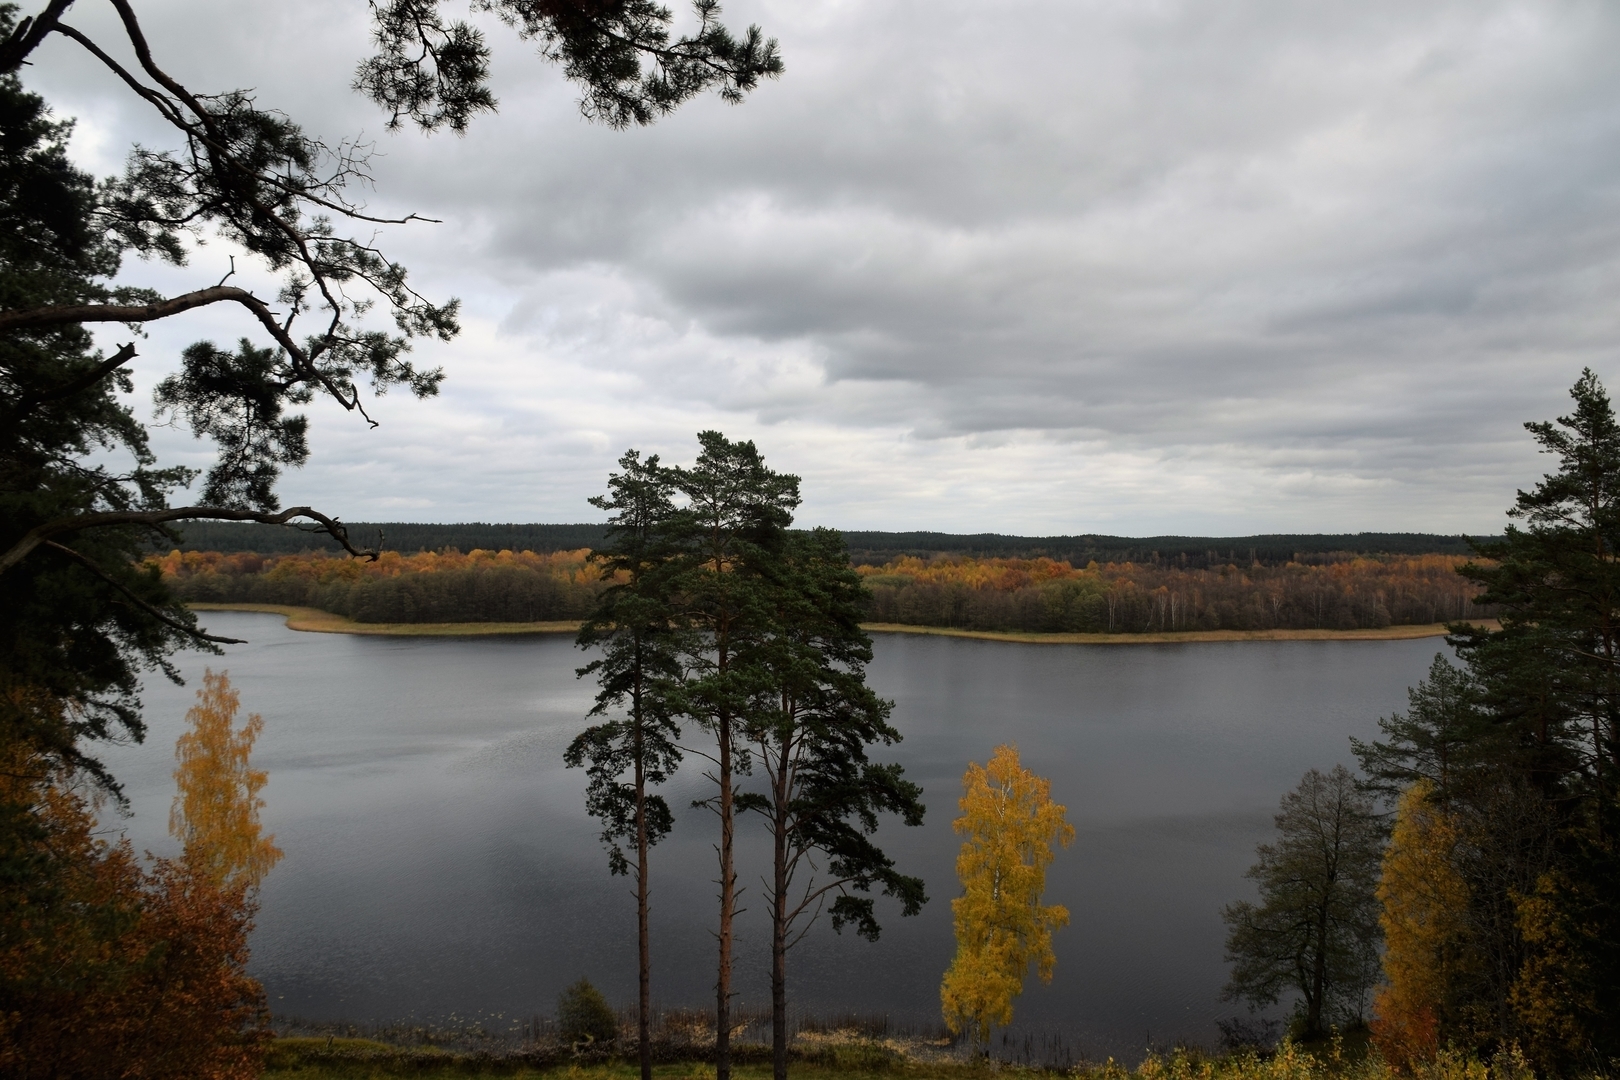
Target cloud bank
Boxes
[25,0,1620,533]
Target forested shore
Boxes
[152,547,1490,633]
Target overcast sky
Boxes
[25,0,1620,534]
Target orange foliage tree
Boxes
[940,744,1074,1047]
[172,670,282,891]
[1370,780,1469,1069]
[0,674,277,1078]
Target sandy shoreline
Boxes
[189,603,1493,644]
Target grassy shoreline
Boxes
[187,603,581,637]
[189,603,1492,644]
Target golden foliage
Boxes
[150,545,601,587]
[859,553,1490,633]
[0,743,269,1078]
[939,744,1074,1045]
[1371,781,1470,1069]
[1106,1042,1533,1080]
[172,670,282,892]
[1509,870,1597,1068]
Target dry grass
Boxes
[187,603,581,637]
[190,603,1497,644]
[262,1038,1549,1080]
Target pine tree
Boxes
[567,449,684,1080]
[740,527,926,1080]
[939,744,1073,1049]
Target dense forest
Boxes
[156,549,604,624]
[858,553,1490,633]
[155,547,1489,632]
[163,521,1488,567]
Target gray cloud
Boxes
[24,0,1620,532]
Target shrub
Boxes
[557,978,618,1048]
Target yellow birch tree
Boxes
[1371,780,1469,1068]
[171,669,282,891]
[940,743,1074,1047]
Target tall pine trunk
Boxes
[771,742,791,1080]
[634,665,652,1080]
[713,613,736,1080]
[716,709,735,1080]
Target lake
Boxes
[97,611,1443,1060]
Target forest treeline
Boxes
[858,553,1490,632]
[163,520,1488,567]
[154,547,1490,631]
[153,548,605,623]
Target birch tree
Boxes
[170,669,281,892]
[940,744,1073,1049]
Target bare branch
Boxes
[0,0,74,73]
[0,285,263,332]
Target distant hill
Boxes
[161,521,1492,568]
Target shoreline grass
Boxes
[188,603,1496,644]
[186,603,581,637]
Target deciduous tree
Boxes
[940,743,1073,1049]
[1371,780,1469,1068]
[0,730,269,1076]
[171,669,282,892]
[1221,765,1382,1040]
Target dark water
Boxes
[97,612,1443,1059]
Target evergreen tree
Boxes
[1,0,780,792]
[739,527,927,1080]
[566,450,684,1080]
[663,431,800,1080]
[1439,369,1620,1067]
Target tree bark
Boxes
[634,640,652,1080]
[716,709,734,1080]
[771,735,790,1080]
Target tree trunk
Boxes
[772,735,791,1080]
[716,713,734,1080]
[635,688,652,1080]
[1308,903,1329,1037]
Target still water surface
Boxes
[99,612,1444,1058]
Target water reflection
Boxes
[98,612,1444,1059]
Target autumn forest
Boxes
[152,547,1491,634]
